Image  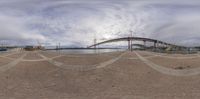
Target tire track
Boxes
[38,52,126,71]
[143,51,200,59]
[0,53,27,72]
[135,51,200,76]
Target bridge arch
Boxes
[88,37,186,50]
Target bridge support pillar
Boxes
[128,40,131,51]
[154,41,156,48]
[143,40,146,50]
[130,39,133,51]
[154,41,158,51]
[94,38,97,49]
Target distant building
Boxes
[24,46,45,51]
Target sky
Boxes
[0,0,200,47]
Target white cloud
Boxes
[0,14,46,44]
[0,0,200,47]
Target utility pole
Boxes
[59,42,60,49]
[94,38,97,49]
[130,30,133,51]
[56,42,60,51]
[58,42,61,54]
[94,33,97,49]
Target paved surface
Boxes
[135,51,200,76]
[0,51,200,99]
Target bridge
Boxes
[88,37,187,51]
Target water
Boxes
[48,49,126,54]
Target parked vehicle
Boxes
[0,48,7,51]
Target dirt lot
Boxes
[23,52,43,60]
[0,51,200,99]
[148,56,200,69]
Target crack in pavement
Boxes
[134,51,200,76]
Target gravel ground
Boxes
[0,51,199,99]
[148,56,200,69]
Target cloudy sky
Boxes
[0,0,200,47]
